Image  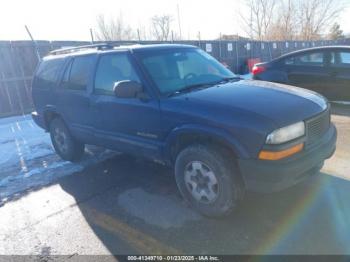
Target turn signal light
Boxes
[258,143,304,160]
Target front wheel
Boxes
[175,144,244,218]
[49,118,85,162]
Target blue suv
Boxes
[32,44,337,217]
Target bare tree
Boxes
[239,0,346,41]
[239,0,278,40]
[151,15,173,41]
[95,14,134,41]
[328,23,344,40]
[267,0,298,40]
[297,0,345,40]
[136,24,150,41]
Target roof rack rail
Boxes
[49,43,114,55]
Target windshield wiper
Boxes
[167,82,214,97]
[166,76,242,97]
[215,76,242,84]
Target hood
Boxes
[181,80,328,127]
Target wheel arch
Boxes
[42,106,62,131]
[164,124,249,164]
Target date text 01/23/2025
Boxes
[127,255,220,261]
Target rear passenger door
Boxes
[56,54,96,142]
[90,52,162,159]
[283,51,332,97]
[329,50,350,101]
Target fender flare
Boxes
[42,105,63,130]
[163,123,249,161]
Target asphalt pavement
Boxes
[0,104,349,256]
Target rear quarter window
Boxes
[284,52,324,67]
[332,51,350,68]
[34,58,65,89]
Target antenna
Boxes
[25,25,41,62]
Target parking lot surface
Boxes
[0,104,349,255]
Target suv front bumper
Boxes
[238,123,337,193]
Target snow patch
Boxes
[0,114,116,201]
[0,115,53,168]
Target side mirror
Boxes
[113,80,143,98]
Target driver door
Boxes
[90,52,162,159]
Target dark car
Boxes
[31,44,336,217]
[252,46,350,102]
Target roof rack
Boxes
[49,43,114,55]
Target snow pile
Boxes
[0,115,115,201]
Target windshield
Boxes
[137,48,236,95]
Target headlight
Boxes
[266,121,305,144]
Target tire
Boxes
[175,144,244,218]
[49,117,85,162]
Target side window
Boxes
[284,52,324,67]
[60,60,72,89]
[66,55,95,90]
[285,57,295,65]
[94,53,140,95]
[35,58,64,89]
[334,52,350,68]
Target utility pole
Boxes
[197,31,201,48]
[249,7,253,39]
[219,32,222,59]
[177,4,182,40]
[137,29,141,42]
[90,28,94,44]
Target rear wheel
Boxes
[175,144,244,217]
[49,118,85,162]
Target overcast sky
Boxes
[0,0,349,41]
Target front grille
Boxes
[306,108,330,145]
